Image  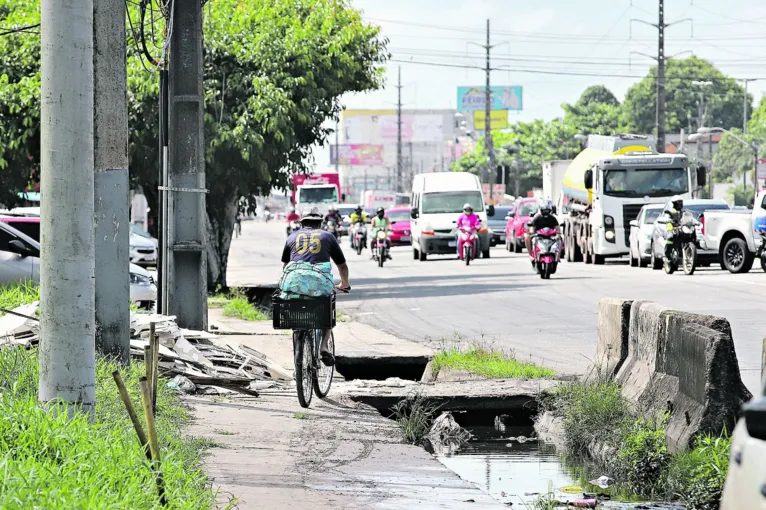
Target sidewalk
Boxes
[188,311,503,509]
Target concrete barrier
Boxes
[606,300,752,451]
[590,298,633,380]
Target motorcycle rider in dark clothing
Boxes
[524,200,559,262]
[323,206,342,239]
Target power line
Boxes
[0,23,40,36]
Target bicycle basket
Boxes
[272,292,336,330]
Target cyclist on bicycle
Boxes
[281,208,350,366]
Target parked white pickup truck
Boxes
[701,190,766,273]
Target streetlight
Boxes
[692,127,759,203]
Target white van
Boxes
[410,172,494,261]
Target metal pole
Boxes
[334,120,339,174]
[485,18,496,200]
[93,0,130,363]
[396,66,403,193]
[158,70,168,313]
[754,145,759,199]
[656,0,666,151]
[744,80,749,133]
[166,0,207,329]
[708,134,713,197]
[39,0,96,414]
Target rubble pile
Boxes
[0,303,291,396]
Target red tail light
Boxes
[700,214,705,235]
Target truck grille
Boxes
[622,204,645,246]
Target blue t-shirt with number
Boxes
[281,227,346,265]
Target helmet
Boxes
[671,195,683,211]
[300,207,323,225]
[540,199,553,216]
[376,207,385,215]
[289,206,296,213]
[356,204,363,212]
[463,203,473,212]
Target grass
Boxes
[221,290,268,322]
[207,293,229,309]
[0,346,216,509]
[545,377,732,508]
[0,280,39,314]
[432,344,555,380]
[294,412,307,420]
[390,392,441,445]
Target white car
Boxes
[719,379,766,509]
[0,221,156,309]
[628,204,664,268]
[129,231,157,267]
[130,223,159,248]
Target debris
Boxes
[428,412,471,450]
[572,498,597,508]
[559,485,584,494]
[167,375,196,394]
[588,475,614,489]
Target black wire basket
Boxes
[272,292,336,330]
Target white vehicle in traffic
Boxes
[701,190,766,273]
[409,172,493,261]
[129,231,157,268]
[295,184,339,216]
[628,204,664,267]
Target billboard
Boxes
[473,110,509,131]
[457,86,523,112]
[330,144,384,166]
[342,111,444,144]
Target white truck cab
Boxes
[410,172,494,261]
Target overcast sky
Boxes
[311,0,766,169]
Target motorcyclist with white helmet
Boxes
[663,195,686,262]
[525,200,559,262]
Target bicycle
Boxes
[272,287,349,408]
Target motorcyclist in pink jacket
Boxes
[456,203,481,259]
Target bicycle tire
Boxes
[313,330,334,399]
[294,331,313,408]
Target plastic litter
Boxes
[559,485,584,494]
[589,475,614,489]
[167,374,196,393]
[572,499,597,508]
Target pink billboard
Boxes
[330,144,384,166]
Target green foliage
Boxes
[712,128,757,183]
[667,434,731,510]
[727,183,756,207]
[621,56,748,134]
[616,418,671,495]
[0,280,39,313]
[747,96,766,140]
[0,347,215,508]
[432,344,554,379]
[222,290,268,321]
[390,393,440,445]
[562,85,621,136]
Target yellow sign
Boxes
[342,109,397,119]
[473,110,508,130]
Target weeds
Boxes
[432,343,555,380]
[667,434,732,509]
[222,289,269,321]
[0,347,215,509]
[0,280,39,313]
[390,392,441,445]
[616,417,671,496]
[294,412,307,420]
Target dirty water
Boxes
[435,419,684,509]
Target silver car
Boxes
[628,204,664,267]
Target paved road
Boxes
[229,220,766,394]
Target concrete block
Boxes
[616,301,669,403]
[591,298,632,380]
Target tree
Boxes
[0,0,389,289]
[621,56,749,135]
[712,129,755,184]
[0,0,41,207]
[575,85,619,107]
[747,96,766,140]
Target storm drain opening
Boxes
[334,355,430,382]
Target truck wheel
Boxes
[761,256,766,273]
[594,254,605,265]
[722,237,752,274]
[652,253,663,270]
[584,241,593,264]
[413,247,419,260]
[419,248,428,262]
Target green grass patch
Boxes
[222,290,268,322]
[432,345,555,379]
[207,293,229,309]
[0,280,39,313]
[390,393,441,445]
[0,347,216,509]
[294,412,307,420]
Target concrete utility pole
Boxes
[396,66,403,193]
[39,0,96,413]
[334,120,340,174]
[162,0,208,329]
[93,0,130,363]
[630,1,691,152]
[484,19,497,200]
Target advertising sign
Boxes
[330,144,384,166]
[457,86,523,112]
[342,111,444,144]
[473,110,509,131]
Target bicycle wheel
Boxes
[294,331,313,408]
[313,330,335,399]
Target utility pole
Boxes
[334,120,340,174]
[93,0,130,363]
[163,0,208,329]
[39,0,96,413]
[396,66,403,193]
[630,2,691,152]
[484,19,497,200]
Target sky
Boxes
[312,0,766,169]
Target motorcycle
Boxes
[371,230,389,268]
[351,222,367,255]
[324,219,340,240]
[286,220,300,237]
[457,225,478,266]
[531,227,561,279]
[756,231,766,273]
[661,211,698,275]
